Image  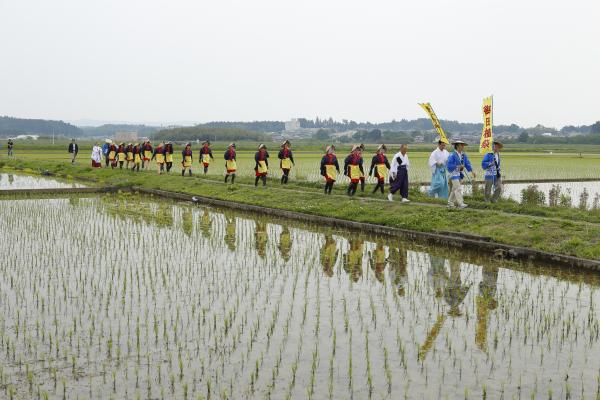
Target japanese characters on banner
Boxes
[479,96,493,154]
[418,103,449,144]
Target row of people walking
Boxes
[90,137,503,205]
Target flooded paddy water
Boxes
[2,191,600,399]
[0,173,85,190]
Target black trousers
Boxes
[390,168,408,198]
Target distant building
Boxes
[115,131,138,142]
[284,119,301,131]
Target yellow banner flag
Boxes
[418,103,449,144]
[479,96,493,154]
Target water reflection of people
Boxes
[255,220,268,258]
[443,260,471,317]
[368,243,387,283]
[343,238,363,282]
[428,255,447,299]
[320,234,338,277]
[387,245,407,296]
[224,215,236,251]
[200,210,212,238]
[476,265,499,351]
[181,207,193,237]
[278,226,292,263]
[8,174,14,185]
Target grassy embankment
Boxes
[1,153,599,261]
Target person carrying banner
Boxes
[164,142,174,173]
[447,140,476,209]
[224,143,237,183]
[142,140,153,169]
[344,145,364,196]
[278,140,295,184]
[254,144,269,186]
[132,143,142,172]
[428,139,450,199]
[198,140,213,174]
[388,144,411,203]
[117,142,126,169]
[368,144,390,194]
[181,143,193,176]
[482,140,503,202]
[320,145,340,195]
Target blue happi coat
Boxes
[481,152,500,180]
[446,151,473,180]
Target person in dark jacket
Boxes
[254,144,269,186]
[320,145,339,194]
[368,144,390,194]
[181,143,193,176]
[131,143,142,172]
[125,143,134,169]
[278,140,295,184]
[68,139,78,164]
[102,139,111,166]
[142,140,153,169]
[117,143,126,169]
[224,143,237,183]
[343,145,364,196]
[164,142,174,173]
[151,142,166,174]
[199,140,214,174]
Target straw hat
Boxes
[359,143,365,150]
[493,140,504,149]
[258,143,266,150]
[105,139,112,144]
[281,139,290,147]
[185,142,191,147]
[451,140,467,145]
[351,144,360,152]
[325,144,335,153]
[439,137,450,144]
[377,144,387,152]
[228,142,236,148]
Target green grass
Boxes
[2,154,599,261]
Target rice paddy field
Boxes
[6,144,600,183]
[2,188,600,399]
[0,173,85,190]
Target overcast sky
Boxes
[0,0,598,127]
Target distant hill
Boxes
[153,126,269,142]
[79,124,160,138]
[0,116,82,138]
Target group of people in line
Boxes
[87,136,503,206]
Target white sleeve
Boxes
[428,151,437,169]
[390,153,399,172]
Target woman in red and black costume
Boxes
[320,145,340,194]
[368,144,391,194]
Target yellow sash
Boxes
[349,165,361,180]
[118,152,125,162]
[376,163,388,179]
[281,157,292,170]
[325,164,337,181]
[166,153,173,163]
[156,153,165,164]
[226,159,237,171]
[134,154,141,163]
[126,152,133,161]
[257,160,268,174]
[183,155,192,168]
[144,150,152,160]
[202,154,211,164]
[108,150,116,160]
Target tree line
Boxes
[153,126,269,142]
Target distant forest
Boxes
[0,116,82,137]
[79,124,159,138]
[153,126,269,142]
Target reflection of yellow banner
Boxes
[479,96,493,154]
[418,103,449,144]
